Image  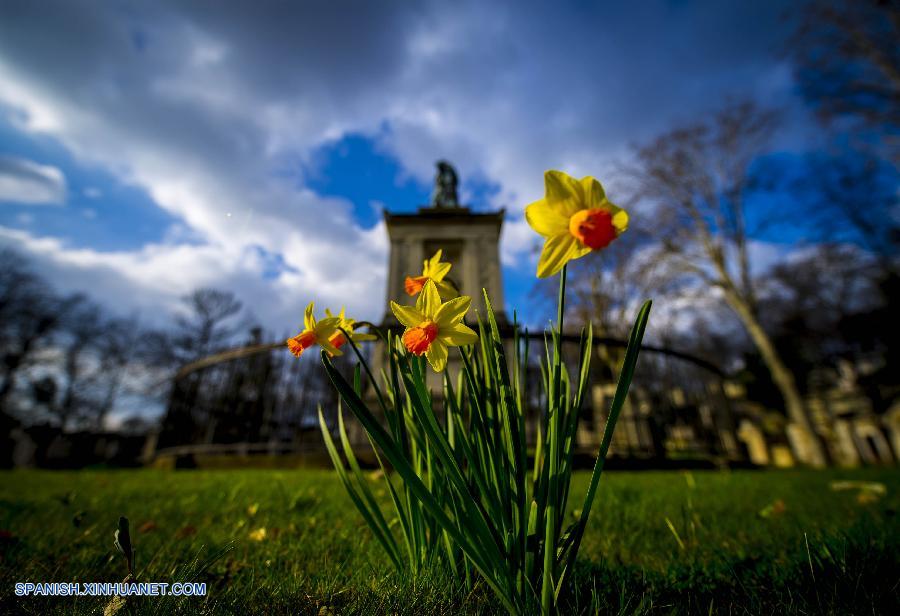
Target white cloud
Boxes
[499,215,539,268]
[0,224,385,329]
[0,0,815,334]
[0,155,66,205]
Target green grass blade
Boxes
[318,406,403,571]
[556,299,652,595]
[321,351,518,611]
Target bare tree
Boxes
[0,250,63,413]
[53,295,105,430]
[627,100,828,466]
[789,0,900,164]
[788,148,899,271]
[91,316,142,430]
[154,288,246,449]
[172,288,244,363]
[761,244,884,388]
[767,245,877,331]
[559,231,654,336]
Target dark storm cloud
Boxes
[0,0,807,323]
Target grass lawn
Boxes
[1,468,898,614]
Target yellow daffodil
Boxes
[390,279,477,372]
[405,249,458,300]
[525,170,629,278]
[286,302,342,357]
[325,307,377,351]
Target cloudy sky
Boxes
[0,0,814,333]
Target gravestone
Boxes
[786,423,819,467]
[832,419,861,467]
[771,444,795,468]
[737,420,769,466]
[885,402,900,461]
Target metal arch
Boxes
[172,325,729,381]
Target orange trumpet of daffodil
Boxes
[390,279,477,372]
[404,249,458,300]
[525,170,629,278]
[324,307,377,351]
[286,302,343,358]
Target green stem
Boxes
[541,264,567,615]
[557,264,567,351]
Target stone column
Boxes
[479,235,505,313]
[386,238,403,308]
[408,237,424,287]
[461,238,481,313]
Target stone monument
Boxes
[347,161,510,411]
[382,161,506,324]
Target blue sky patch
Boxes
[0,112,180,251]
[304,133,431,228]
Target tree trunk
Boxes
[95,375,122,431]
[723,289,827,467]
[0,370,14,412]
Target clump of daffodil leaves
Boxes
[289,170,651,615]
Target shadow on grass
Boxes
[561,522,900,615]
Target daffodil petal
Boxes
[304,302,316,330]
[525,199,569,237]
[315,319,340,340]
[415,286,426,312]
[351,333,378,342]
[434,295,471,328]
[434,279,458,300]
[320,339,343,357]
[428,261,452,280]
[391,302,425,328]
[580,176,606,208]
[425,338,448,372]
[418,279,441,319]
[544,170,583,216]
[545,170,581,203]
[536,233,581,278]
[591,197,621,214]
[439,322,478,347]
[611,208,629,234]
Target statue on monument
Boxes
[431,160,459,208]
